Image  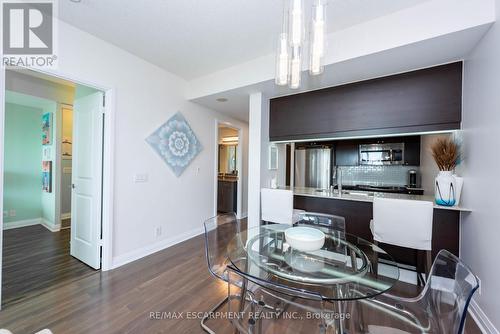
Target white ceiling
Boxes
[58,0,431,80]
[191,25,492,122]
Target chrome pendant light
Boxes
[275,0,327,89]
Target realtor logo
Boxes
[2,0,57,68]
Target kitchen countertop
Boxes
[290,187,471,212]
[218,178,238,182]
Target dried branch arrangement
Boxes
[431,137,461,171]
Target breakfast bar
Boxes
[291,186,470,271]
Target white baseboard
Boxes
[41,219,61,232]
[3,218,62,233]
[111,227,204,269]
[3,218,42,230]
[469,299,499,334]
[61,212,71,220]
[239,212,248,219]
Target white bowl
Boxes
[284,227,326,252]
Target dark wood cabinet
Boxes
[294,195,460,271]
[269,62,462,141]
[217,180,237,213]
[402,136,421,166]
[335,140,359,166]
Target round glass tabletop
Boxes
[227,224,400,301]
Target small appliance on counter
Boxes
[408,169,419,188]
[406,169,420,189]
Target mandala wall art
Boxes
[146,112,203,177]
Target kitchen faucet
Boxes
[331,166,343,195]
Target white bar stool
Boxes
[261,188,304,225]
[370,197,434,278]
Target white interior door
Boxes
[71,91,104,269]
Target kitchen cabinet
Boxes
[402,136,421,166]
[217,180,237,213]
[335,141,359,166]
[270,62,462,141]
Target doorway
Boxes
[0,68,108,306]
[215,123,243,218]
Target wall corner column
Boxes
[247,92,270,229]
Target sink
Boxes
[342,191,374,197]
[311,188,374,197]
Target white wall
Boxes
[1,20,248,268]
[260,98,271,190]
[247,92,267,229]
[462,0,500,331]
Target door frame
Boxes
[0,65,5,307]
[213,120,243,219]
[57,104,73,228]
[0,66,115,306]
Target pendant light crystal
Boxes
[310,1,326,75]
[289,0,303,47]
[275,33,289,86]
[289,46,301,89]
[276,5,290,86]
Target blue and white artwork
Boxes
[146,112,203,177]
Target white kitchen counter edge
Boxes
[291,187,471,212]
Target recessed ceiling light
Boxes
[70,0,81,3]
[216,98,228,102]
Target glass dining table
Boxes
[226,223,400,333]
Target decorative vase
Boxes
[435,171,456,206]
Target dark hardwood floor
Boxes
[61,218,71,229]
[0,226,481,333]
[1,225,96,305]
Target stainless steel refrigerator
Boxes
[294,146,332,189]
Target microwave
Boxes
[359,143,405,165]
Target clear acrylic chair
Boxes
[353,249,479,334]
[295,212,346,233]
[294,212,351,332]
[295,212,346,250]
[227,264,329,334]
[204,214,287,333]
[202,213,248,333]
